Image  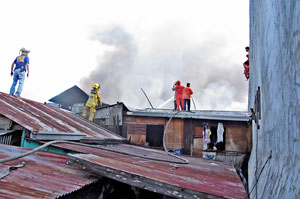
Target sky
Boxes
[0,0,249,111]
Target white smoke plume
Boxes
[80,26,248,111]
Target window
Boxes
[146,125,164,147]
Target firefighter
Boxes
[82,83,102,121]
[172,81,177,110]
[175,80,185,111]
[183,83,193,111]
[10,48,30,97]
[243,46,250,80]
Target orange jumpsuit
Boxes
[175,84,185,110]
[244,54,249,80]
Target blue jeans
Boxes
[184,99,191,111]
[10,68,25,96]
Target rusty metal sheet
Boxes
[0,92,124,141]
[0,144,97,199]
[61,144,247,199]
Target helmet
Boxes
[20,48,30,54]
[176,80,181,84]
[93,83,100,89]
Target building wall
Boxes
[124,116,183,149]
[226,125,249,152]
[124,116,250,157]
[192,123,251,157]
[248,1,300,198]
[94,104,124,136]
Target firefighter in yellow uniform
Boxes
[82,83,102,121]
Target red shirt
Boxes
[183,87,193,99]
[175,85,185,95]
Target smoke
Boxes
[80,25,248,110]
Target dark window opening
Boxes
[0,130,22,146]
[209,126,226,151]
[146,124,164,147]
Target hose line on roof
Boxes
[0,137,189,164]
[0,140,73,163]
[162,111,189,164]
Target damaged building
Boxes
[0,91,247,198]
[90,102,251,167]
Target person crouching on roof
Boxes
[175,80,185,111]
[82,83,102,121]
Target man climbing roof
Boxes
[82,83,102,122]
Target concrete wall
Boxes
[248,1,300,198]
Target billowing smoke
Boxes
[80,26,248,110]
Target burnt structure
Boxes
[92,103,251,166]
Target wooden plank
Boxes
[127,123,146,135]
[225,126,248,152]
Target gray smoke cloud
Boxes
[80,26,248,110]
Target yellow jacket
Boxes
[85,88,101,107]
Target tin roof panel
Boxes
[0,144,97,199]
[54,143,247,198]
[0,92,124,140]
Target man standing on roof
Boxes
[82,83,102,122]
[175,80,185,111]
[172,81,177,110]
[10,48,30,97]
[183,83,193,111]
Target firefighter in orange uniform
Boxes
[243,46,250,80]
[82,83,102,121]
[175,80,185,111]
[183,83,193,111]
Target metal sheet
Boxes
[126,109,251,121]
[57,143,247,199]
[30,131,86,141]
[0,92,124,141]
[0,144,97,199]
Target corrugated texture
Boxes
[53,143,247,198]
[126,107,250,121]
[0,92,124,140]
[0,144,97,199]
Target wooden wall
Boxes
[124,116,183,149]
[123,115,251,156]
[225,125,249,152]
[192,122,251,157]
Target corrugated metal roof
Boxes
[126,108,250,121]
[0,92,124,141]
[0,144,97,199]
[97,103,250,122]
[50,143,247,198]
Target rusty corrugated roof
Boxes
[0,92,124,141]
[51,143,247,199]
[0,144,97,199]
